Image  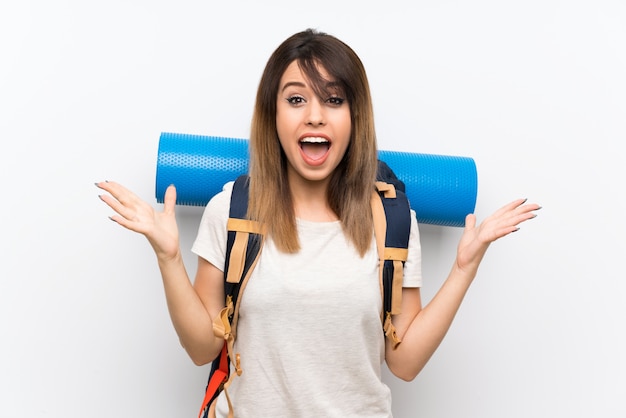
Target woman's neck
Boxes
[287,173,338,222]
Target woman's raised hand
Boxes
[96,181,180,261]
[456,198,541,275]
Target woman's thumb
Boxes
[163,184,177,214]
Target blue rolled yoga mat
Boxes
[155,132,477,227]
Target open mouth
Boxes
[299,137,330,161]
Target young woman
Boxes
[96,29,540,418]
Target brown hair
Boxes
[248,29,378,256]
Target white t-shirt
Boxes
[191,181,422,418]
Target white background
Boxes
[1,1,625,417]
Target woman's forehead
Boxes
[279,60,341,93]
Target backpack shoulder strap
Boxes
[372,160,412,349]
[199,175,267,418]
[224,175,267,332]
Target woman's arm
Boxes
[386,198,540,381]
[96,181,224,365]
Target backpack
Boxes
[198,160,412,418]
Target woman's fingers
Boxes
[98,192,137,223]
[96,180,137,205]
[496,199,541,235]
[96,180,181,260]
[490,199,540,239]
[95,181,155,233]
[457,198,541,271]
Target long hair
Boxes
[248,29,378,256]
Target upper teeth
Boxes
[300,137,328,143]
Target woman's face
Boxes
[276,60,351,186]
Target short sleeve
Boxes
[402,209,423,288]
[190,181,234,272]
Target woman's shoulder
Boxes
[206,180,235,211]
[195,181,235,231]
[191,181,236,264]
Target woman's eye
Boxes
[286,96,305,105]
[327,96,345,106]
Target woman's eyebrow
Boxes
[281,81,306,92]
[280,80,342,95]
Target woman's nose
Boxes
[306,99,326,126]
